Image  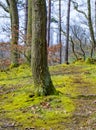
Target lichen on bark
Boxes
[31,0,56,96]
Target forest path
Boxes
[62,65,96,130]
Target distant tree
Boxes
[59,0,62,64]
[31,0,56,96]
[73,0,96,57]
[70,25,86,60]
[25,0,28,36]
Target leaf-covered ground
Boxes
[0,63,96,130]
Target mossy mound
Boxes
[85,58,96,64]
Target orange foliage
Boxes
[48,44,61,65]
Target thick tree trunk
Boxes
[8,0,19,66]
[87,0,96,47]
[32,0,56,96]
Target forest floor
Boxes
[0,62,96,130]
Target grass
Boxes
[0,62,96,129]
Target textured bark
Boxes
[87,0,96,47]
[8,0,19,66]
[47,0,51,47]
[32,0,56,96]
[65,0,71,64]
[26,0,32,64]
[25,0,28,36]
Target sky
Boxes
[0,0,25,42]
[0,0,95,43]
[50,0,95,45]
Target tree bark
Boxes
[47,0,51,47]
[25,0,28,36]
[95,0,96,38]
[26,0,32,64]
[65,0,71,64]
[59,0,62,64]
[8,0,19,66]
[31,0,56,96]
[87,0,96,47]
[70,37,78,60]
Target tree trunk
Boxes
[8,0,19,66]
[31,0,56,96]
[26,0,32,64]
[87,0,96,47]
[25,0,28,36]
[70,37,78,60]
[59,0,62,64]
[95,0,96,38]
[65,0,71,64]
[47,0,51,47]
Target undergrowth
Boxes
[0,62,96,129]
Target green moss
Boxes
[9,63,19,69]
[85,58,94,64]
[1,88,75,129]
[1,63,96,129]
[74,58,84,65]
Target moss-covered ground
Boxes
[0,62,96,130]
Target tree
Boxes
[95,0,96,37]
[59,0,62,64]
[31,0,56,96]
[73,0,96,57]
[26,0,32,64]
[87,0,95,48]
[25,0,28,35]
[70,25,86,60]
[65,0,71,64]
[8,0,19,66]
[47,0,51,47]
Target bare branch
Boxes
[0,1,9,13]
[72,1,88,19]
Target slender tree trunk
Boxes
[47,0,51,47]
[91,44,94,58]
[8,0,19,66]
[25,0,28,36]
[59,0,62,64]
[78,39,86,60]
[32,0,56,96]
[70,37,78,60]
[65,0,71,64]
[26,0,32,64]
